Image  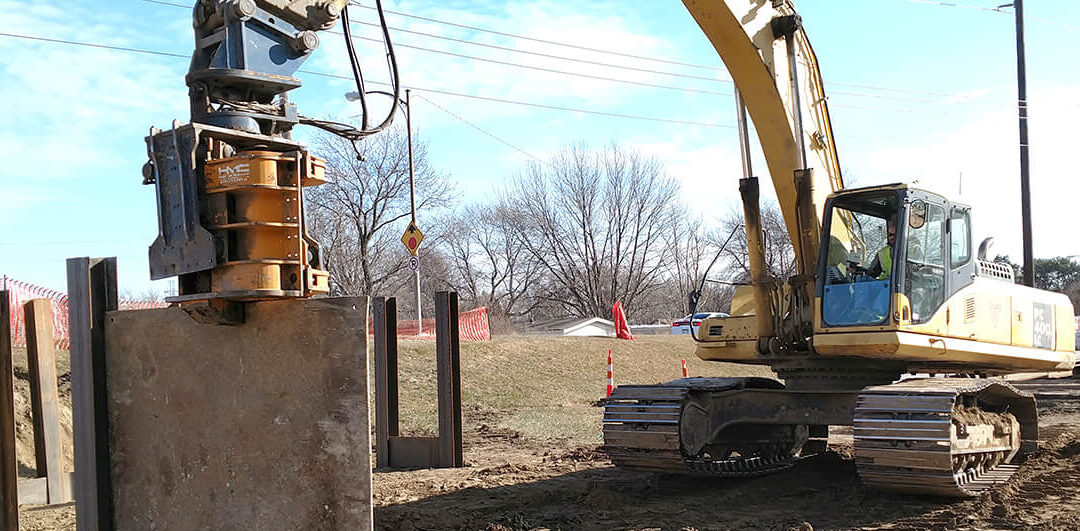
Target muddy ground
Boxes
[373,403,1080,531]
[13,337,1080,530]
[17,401,1080,531]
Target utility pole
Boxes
[1001,0,1033,287]
[406,89,422,332]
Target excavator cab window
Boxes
[819,191,898,327]
[904,200,947,323]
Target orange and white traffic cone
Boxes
[681,359,689,378]
[606,349,614,397]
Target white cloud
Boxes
[304,0,687,128]
[845,85,1080,260]
[0,1,188,182]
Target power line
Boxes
[345,18,729,85]
[0,31,735,128]
[901,0,1006,15]
[139,0,987,103]
[346,0,988,100]
[141,0,727,84]
[2,27,1020,136]
[324,74,737,129]
[899,0,1080,30]
[347,0,723,72]
[5,28,1025,137]
[0,31,187,59]
[330,23,978,104]
[139,0,732,98]
[343,31,734,98]
[412,93,546,164]
[343,26,955,104]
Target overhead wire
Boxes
[139,0,734,98]
[0,30,188,59]
[0,31,735,128]
[139,0,990,104]
[0,29,995,140]
[411,93,547,164]
[346,0,723,71]
[899,0,1080,30]
[341,31,734,97]
[343,18,728,84]
[339,26,961,104]
[345,0,991,100]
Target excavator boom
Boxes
[682,0,844,279]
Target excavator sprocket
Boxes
[854,379,1038,497]
[602,378,804,477]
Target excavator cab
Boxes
[816,184,966,331]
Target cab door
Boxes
[901,195,947,330]
[945,204,980,339]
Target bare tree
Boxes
[306,125,454,296]
[712,201,796,285]
[442,202,545,321]
[659,216,734,317]
[507,144,683,320]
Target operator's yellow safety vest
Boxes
[877,247,893,280]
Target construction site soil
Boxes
[11,337,1080,530]
[373,408,1080,531]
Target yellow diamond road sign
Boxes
[401,221,424,256]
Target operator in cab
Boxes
[866,217,896,281]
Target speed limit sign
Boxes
[407,255,419,271]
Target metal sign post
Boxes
[404,89,423,332]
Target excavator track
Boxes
[602,378,800,477]
[854,379,1038,497]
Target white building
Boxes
[532,317,615,337]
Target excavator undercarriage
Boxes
[603,370,1038,497]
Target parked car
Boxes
[672,312,730,336]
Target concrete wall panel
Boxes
[104,297,371,530]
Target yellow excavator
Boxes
[603,0,1076,497]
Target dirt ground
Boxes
[12,339,1080,530]
[374,404,1080,531]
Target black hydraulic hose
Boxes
[366,0,401,134]
[341,4,369,131]
[688,224,744,344]
[338,0,400,137]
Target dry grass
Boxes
[389,335,773,443]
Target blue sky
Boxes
[2,0,1079,295]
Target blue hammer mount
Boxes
[187,0,345,136]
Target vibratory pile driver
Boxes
[142,0,399,322]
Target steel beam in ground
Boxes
[435,291,463,468]
[68,257,117,531]
[373,297,401,468]
[0,291,18,531]
[24,299,68,503]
